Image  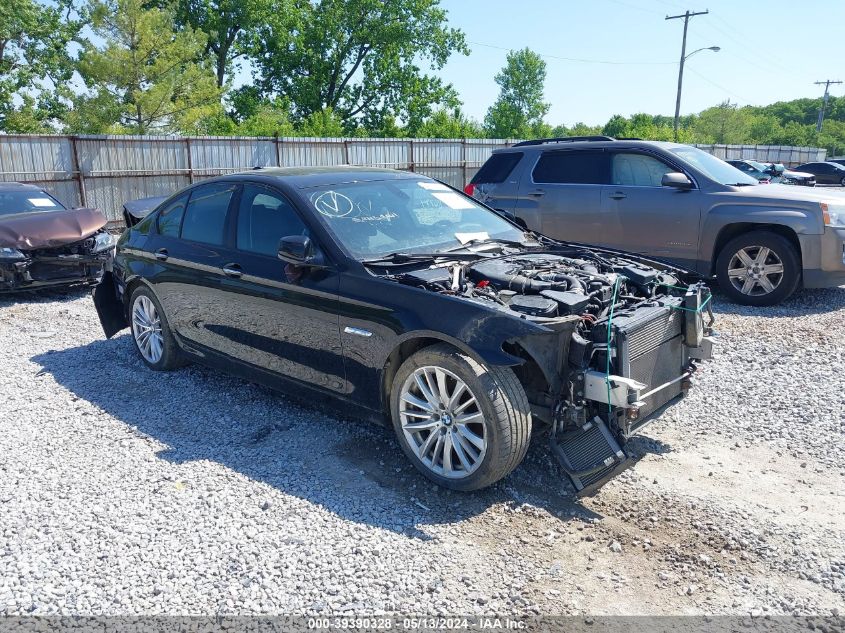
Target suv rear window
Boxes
[471,152,523,184]
[532,151,608,184]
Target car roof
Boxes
[0,182,43,192]
[491,138,688,155]
[209,166,426,189]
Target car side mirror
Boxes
[277,235,326,267]
[661,172,694,190]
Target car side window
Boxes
[611,153,676,187]
[236,184,308,256]
[532,151,607,184]
[156,193,188,237]
[180,183,237,246]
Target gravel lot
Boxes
[1,285,843,617]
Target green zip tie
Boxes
[668,292,713,313]
[605,275,623,420]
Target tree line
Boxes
[2,0,844,155]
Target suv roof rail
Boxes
[511,136,615,147]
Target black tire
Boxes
[389,343,532,491]
[715,230,800,306]
[840,176,845,187]
[128,285,185,371]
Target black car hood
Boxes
[0,208,107,250]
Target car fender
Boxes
[699,202,822,272]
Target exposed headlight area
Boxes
[91,231,117,253]
[0,247,26,260]
[821,202,845,228]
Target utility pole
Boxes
[667,9,710,141]
[815,79,842,132]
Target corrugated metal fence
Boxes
[0,134,828,224]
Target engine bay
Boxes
[393,250,690,324]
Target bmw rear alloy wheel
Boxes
[128,286,184,371]
[132,294,163,364]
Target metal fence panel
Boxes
[0,134,829,224]
[0,135,74,183]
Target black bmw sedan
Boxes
[94,167,715,493]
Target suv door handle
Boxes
[154,248,168,261]
[609,191,627,200]
[527,189,546,197]
[222,263,243,278]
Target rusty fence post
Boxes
[408,139,415,173]
[461,137,468,188]
[186,137,194,183]
[69,135,87,208]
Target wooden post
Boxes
[461,138,467,188]
[408,139,415,172]
[275,135,282,167]
[185,137,194,183]
[343,140,351,165]
[69,135,87,208]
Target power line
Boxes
[685,67,749,104]
[467,40,676,66]
[815,79,843,131]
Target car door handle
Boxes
[222,263,243,278]
[609,191,627,200]
[528,190,546,197]
[154,248,168,261]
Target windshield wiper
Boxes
[361,249,496,265]
[724,182,755,187]
[444,237,537,252]
[360,252,440,265]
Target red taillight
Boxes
[464,183,476,196]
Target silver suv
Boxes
[466,136,845,306]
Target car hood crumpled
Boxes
[0,208,107,250]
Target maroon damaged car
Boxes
[0,182,114,292]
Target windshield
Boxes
[305,179,527,259]
[0,190,65,216]
[669,146,758,186]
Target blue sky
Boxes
[433,0,845,126]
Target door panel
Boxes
[204,183,346,392]
[518,149,617,246]
[210,250,345,392]
[143,186,237,352]
[601,151,701,267]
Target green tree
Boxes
[249,0,467,131]
[691,101,756,144]
[171,0,275,87]
[417,108,484,138]
[0,0,81,131]
[567,122,602,137]
[297,107,344,137]
[484,48,551,138]
[74,0,222,134]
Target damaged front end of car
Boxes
[386,245,716,494]
[0,209,115,292]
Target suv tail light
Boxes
[464,183,476,196]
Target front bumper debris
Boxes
[0,250,110,292]
[551,283,716,494]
